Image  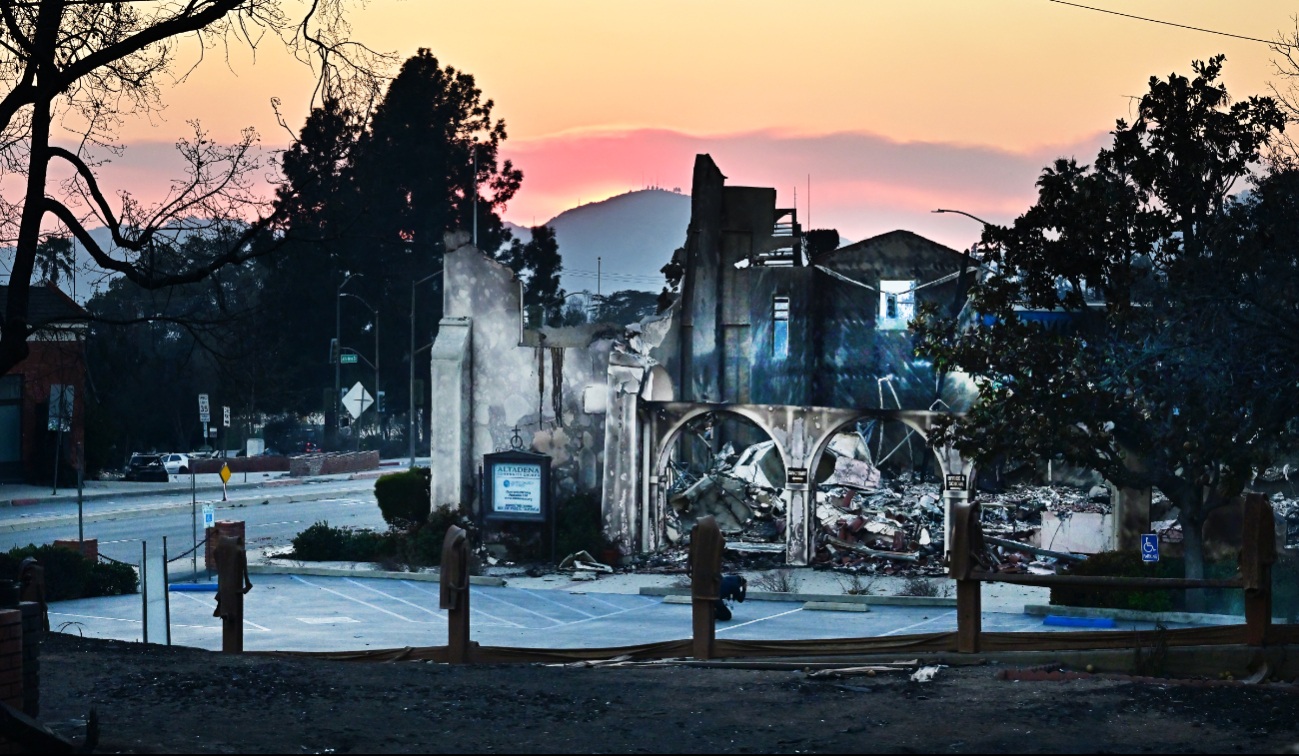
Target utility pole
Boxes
[472,145,478,248]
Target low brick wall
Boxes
[289,451,380,478]
[190,456,290,475]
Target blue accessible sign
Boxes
[1140,533,1160,562]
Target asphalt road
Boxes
[0,486,387,579]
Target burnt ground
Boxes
[32,633,1299,753]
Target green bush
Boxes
[0,544,137,601]
[290,521,391,562]
[555,493,606,558]
[1050,550,1177,612]
[374,467,431,526]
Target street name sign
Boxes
[340,353,358,364]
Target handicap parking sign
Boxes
[1140,533,1159,562]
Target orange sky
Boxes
[89,0,1299,249]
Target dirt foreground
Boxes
[31,634,1299,753]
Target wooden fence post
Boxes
[949,502,981,653]
[1241,493,1275,647]
[440,525,472,663]
[689,516,723,661]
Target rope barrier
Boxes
[97,553,137,568]
[167,540,204,564]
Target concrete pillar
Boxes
[1111,484,1151,552]
[600,355,644,551]
[429,317,472,511]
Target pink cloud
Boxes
[502,127,1111,248]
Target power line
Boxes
[1046,0,1292,48]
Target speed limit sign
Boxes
[198,394,210,423]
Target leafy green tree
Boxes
[915,57,1291,604]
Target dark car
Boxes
[124,453,170,482]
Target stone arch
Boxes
[649,404,791,550]
[803,411,951,491]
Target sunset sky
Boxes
[91,0,1299,253]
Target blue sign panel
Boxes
[1140,533,1159,563]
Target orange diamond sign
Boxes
[220,464,231,484]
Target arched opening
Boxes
[808,416,947,574]
[655,409,789,564]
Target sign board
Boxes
[340,353,358,364]
[786,467,809,485]
[945,473,968,490]
[202,504,215,530]
[47,384,73,432]
[219,464,231,485]
[222,406,231,428]
[483,450,550,523]
[198,394,210,423]
[341,382,373,420]
[1141,533,1159,563]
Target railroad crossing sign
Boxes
[198,394,210,423]
[341,382,374,420]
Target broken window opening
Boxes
[878,281,915,330]
[773,296,790,358]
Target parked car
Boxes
[124,454,169,482]
[162,453,191,474]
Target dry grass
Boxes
[753,568,800,593]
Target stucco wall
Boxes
[429,234,612,512]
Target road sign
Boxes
[340,353,358,364]
[219,464,231,484]
[198,394,210,423]
[1141,533,1160,562]
[222,406,230,428]
[341,382,374,420]
[202,504,215,530]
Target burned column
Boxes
[212,532,253,654]
[688,515,724,660]
[440,525,472,663]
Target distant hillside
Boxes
[508,189,691,294]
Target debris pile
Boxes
[665,440,787,546]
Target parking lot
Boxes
[47,573,1214,653]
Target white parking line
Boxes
[250,521,302,529]
[551,600,659,628]
[291,575,439,625]
[49,612,139,624]
[174,592,270,631]
[567,591,632,612]
[715,607,804,634]
[472,588,565,625]
[400,581,522,628]
[880,610,956,636]
[344,578,446,619]
[506,587,597,618]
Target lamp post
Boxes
[341,292,379,439]
[333,273,360,449]
[410,270,442,468]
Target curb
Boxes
[639,587,956,607]
[803,601,870,613]
[0,469,387,509]
[248,564,506,586]
[1024,604,1289,626]
[0,488,372,535]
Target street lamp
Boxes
[409,269,442,467]
[340,292,380,438]
[932,208,994,227]
[334,273,362,447]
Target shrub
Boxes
[0,544,137,600]
[375,467,431,526]
[290,521,391,562]
[1050,550,1177,612]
